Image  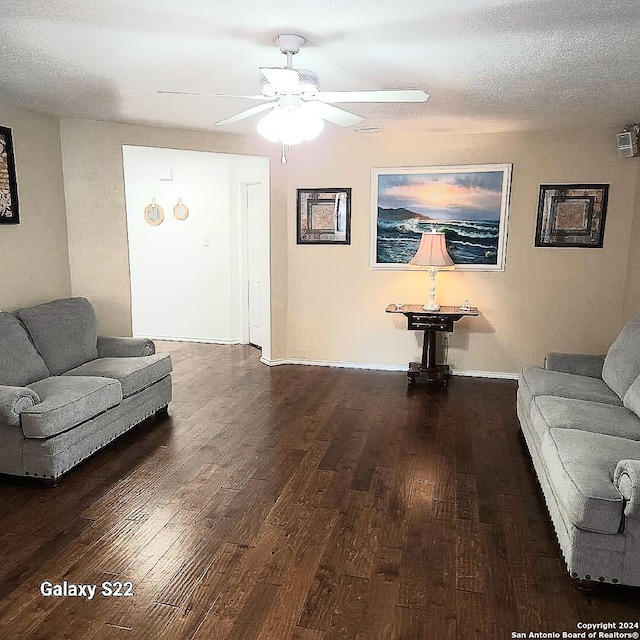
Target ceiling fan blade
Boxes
[214,103,275,126]
[315,89,429,104]
[259,68,300,93]
[304,101,364,127]
[158,91,269,100]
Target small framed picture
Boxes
[296,188,351,245]
[0,126,20,225]
[535,184,609,248]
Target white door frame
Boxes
[239,176,271,361]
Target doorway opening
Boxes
[122,146,270,360]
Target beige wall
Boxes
[0,104,71,310]
[57,118,639,375]
[282,127,638,374]
[623,163,640,320]
[58,119,288,357]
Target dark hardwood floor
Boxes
[0,342,638,639]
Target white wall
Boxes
[123,146,268,344]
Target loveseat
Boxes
[518,317,640,588]
[0,297,172,483]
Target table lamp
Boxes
[409,231,454,311]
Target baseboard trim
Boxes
[452,369,519,380]
[137,335,243,345]
[261,357,405,372]
[260,357,518,380]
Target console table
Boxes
[385,304,479,386]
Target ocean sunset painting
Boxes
[371,165,512,271]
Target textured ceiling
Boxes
[1,0,639,136]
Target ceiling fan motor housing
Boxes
[260,69,319,98]
[275,34,306,55]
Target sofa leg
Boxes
[570,577,600,594]
[41,477,58,489]
[155,406,169,419]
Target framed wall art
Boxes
[144,199,165,226]
[296,188,351,245]
[371,164,512,271]
[173,198,189,221]
[0,126,19,225]
[535,184,609,248]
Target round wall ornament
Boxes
[173,198,189,221]
[144,199,164,226]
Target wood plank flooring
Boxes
[0,342,638,639]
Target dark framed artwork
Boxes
[0,126,19,225]
[296,188,351,245]
[535,184,609,248]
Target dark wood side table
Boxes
[386,304,479,386]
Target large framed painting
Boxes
[535,184,609,248]
[0,126,19,225]
[297,188,351,245]
[371,164,512,271]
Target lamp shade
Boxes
[409,232,454,267]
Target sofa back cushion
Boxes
[623,375,640,418]
[602,317,640,399]
[0,313,50,386]
[17,298,98,376]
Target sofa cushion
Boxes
[540,428,640,534]
[530,396,640,444]
[0,313,49,386]
[623,375,640,419]
[63,355,172,398]
[23,376,122,438]
[602,316,640,399]
[17,298,99,376]
[520,366,623,407]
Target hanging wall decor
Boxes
[0,126,20,225]
[535,184,609,248]
[144,199,164,226]
[296,188,351,244]
[173,198,189,221]
[371,164,512,271]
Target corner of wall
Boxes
[0,103,72,310]
[622,161,640,321]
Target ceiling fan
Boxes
[160,34,429,155]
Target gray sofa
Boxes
[518,317,640,588]
[0,297,172,483]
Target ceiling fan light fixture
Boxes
[256,108,285,142]
[297,109,325,141]
[257,105,324,145]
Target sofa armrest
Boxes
[614,460,640,518]
[0,385,41,428]
[544,353,605,378]
[97,336,155,358]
